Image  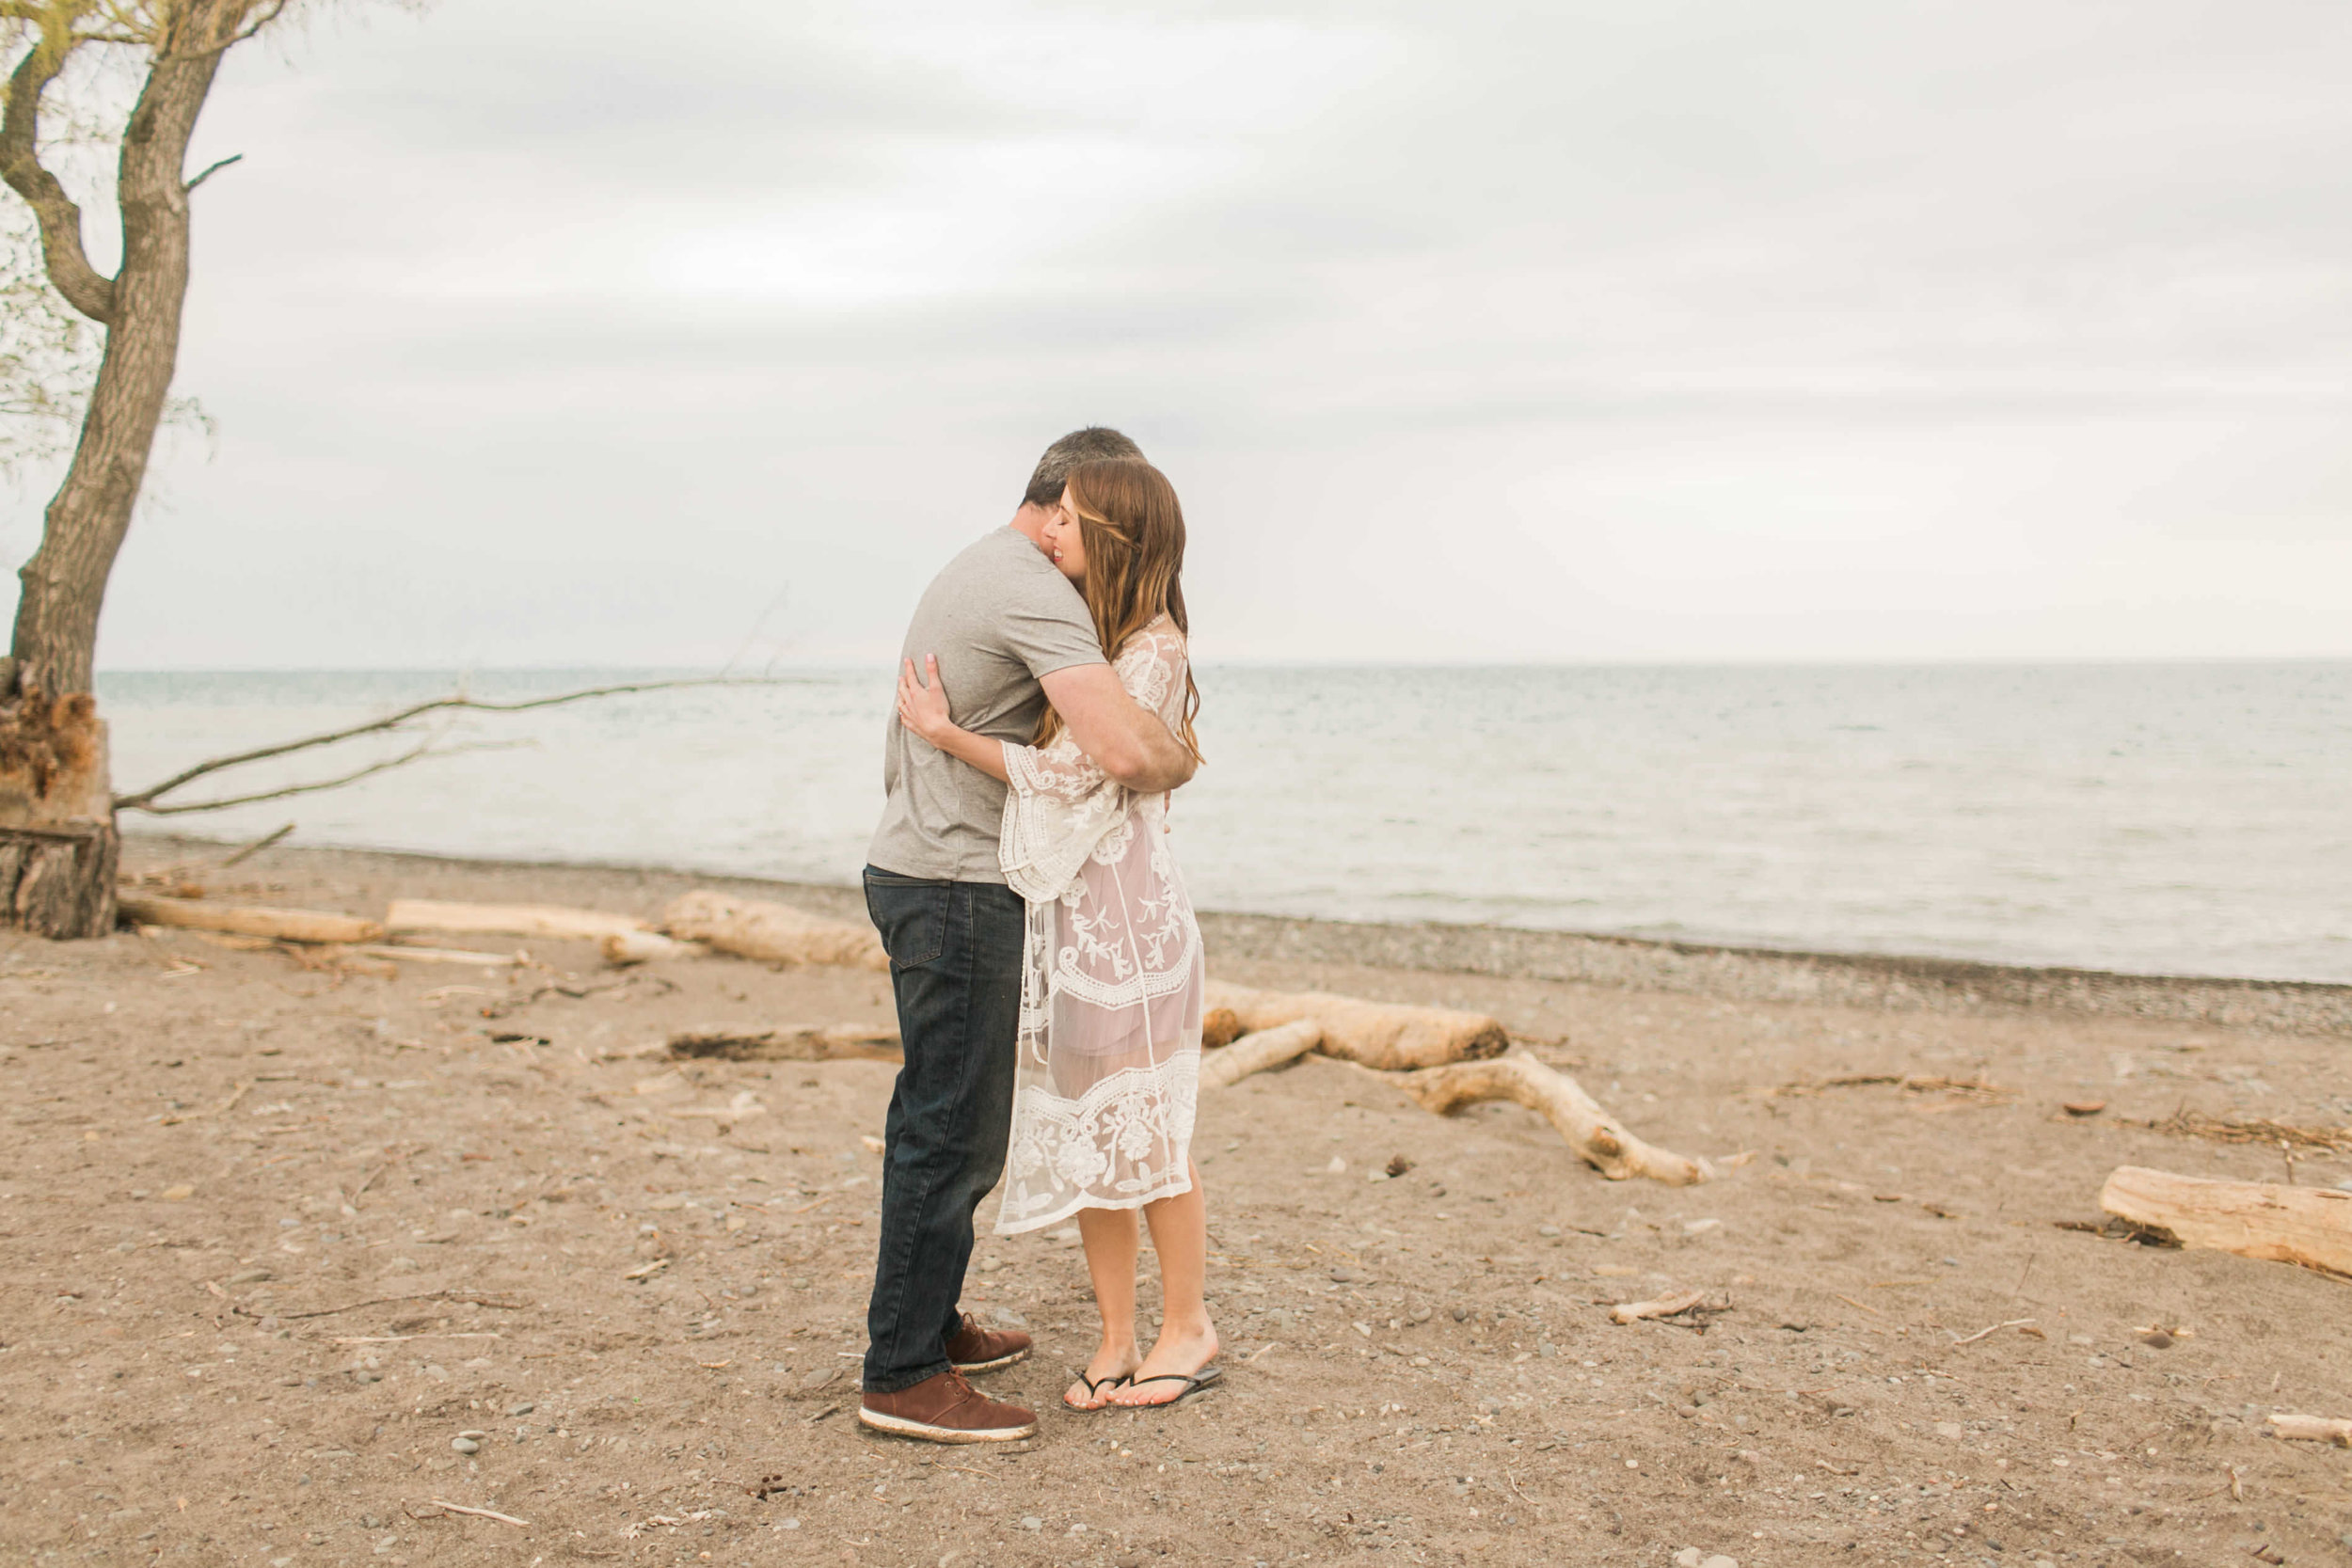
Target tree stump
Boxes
[0,689,118,940]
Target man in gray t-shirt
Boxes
[855,427,1198,1445]
[866,524,1107,881]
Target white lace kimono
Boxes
[993,617,1204,1235]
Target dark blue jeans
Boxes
[860,866,1026,1394]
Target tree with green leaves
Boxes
[0,2,393,936]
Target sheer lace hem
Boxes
[991,1168,1197,1237]
[992,1055,1199,1236]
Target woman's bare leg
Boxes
[1110,1162,1218,1405]
[1069,1207,1143,1409]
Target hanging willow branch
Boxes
[114,676,798,815]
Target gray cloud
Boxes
[5,0,2346,668]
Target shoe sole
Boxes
[951,1347,1030,1375]
[857,1407,1037,1444]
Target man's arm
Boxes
[1038,663,1197,793]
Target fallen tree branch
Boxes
[1204,980,1507,1070]
[123,739,522,816]
[115,677,791,812]
[1370,1052,1717,1185]
[1201,1020,1325,1088]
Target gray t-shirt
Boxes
[867,527,1107,881]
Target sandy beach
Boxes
[3,835,2348,1568]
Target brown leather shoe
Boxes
[859,1370,1036,1444]
[945,1311,1031,1374]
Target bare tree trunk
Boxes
[1,30,227,937]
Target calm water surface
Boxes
[97,663,2352,984]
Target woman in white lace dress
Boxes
[895,457,1216,1413]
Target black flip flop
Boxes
[1062,1370,1133,1413]
[1116,1365,1223,1409]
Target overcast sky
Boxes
[9,0,2351,668]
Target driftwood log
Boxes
[387,899,647,942]
[2269,1413,2352,1446]
[1200,1021,1325,1089]
[1379,1053,1717,1185]
[119,893,381,945]
[1203,980,1508,1071]
[2099,1165,2352,1278]
[666,1025,903,1063]
[662,891,887,971]
[1609,1289,1707,1324]
[355,943,520,968]
[600,929,703,965]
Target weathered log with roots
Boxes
[1378,1053,1718,1185]
[1202,980,1509,1070]
[2100,1164,2352,1279]
[662,891,887,971]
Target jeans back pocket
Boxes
[863,869,950,971]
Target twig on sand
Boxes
[1754,1074,2016,1103]
[332,1332,502,1346]
[1834,1293,1882,1316]
[1244,1341,1280,1364]
[1948,1318,2036,1347]
[804,1402,842,1425]
[254,1289,528,1322]
[219,822,294,867]
[2137,1109,2352,1155]
[161,1079,251,1126]
[421,1500,529,1527]
[351,1146,412,1203]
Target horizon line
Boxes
[92,653,2352,676]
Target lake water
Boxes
[97,662,2352,984]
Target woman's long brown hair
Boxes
[1033,457,1203,763]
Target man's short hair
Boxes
[1023,426,1143,509]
